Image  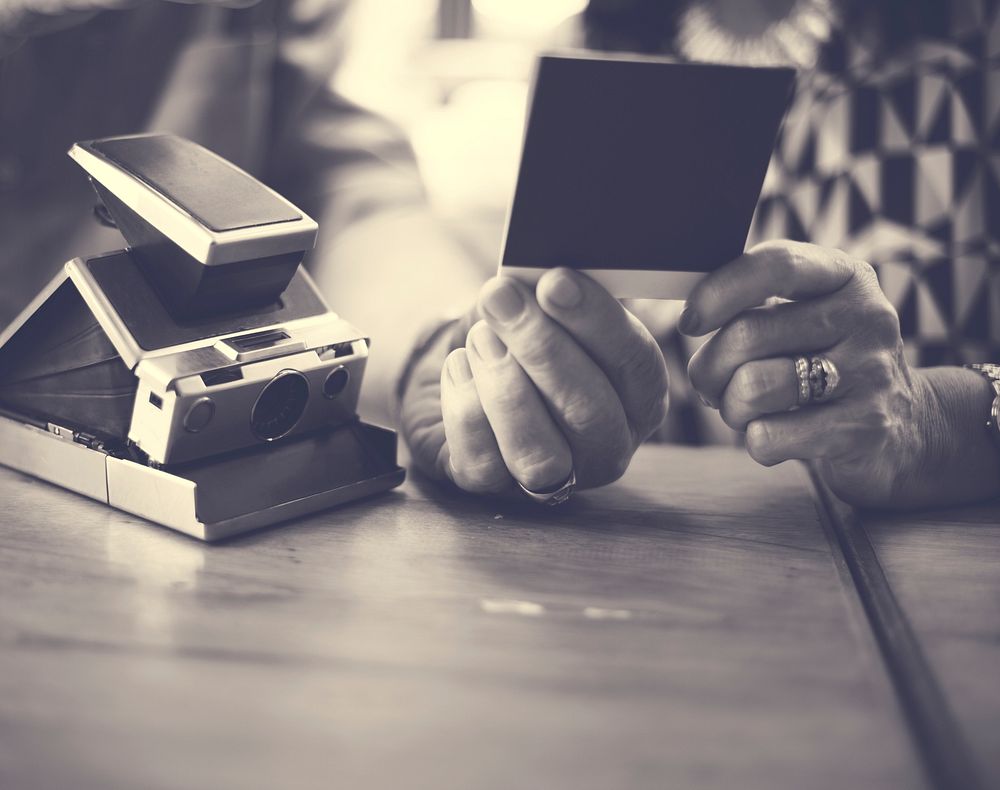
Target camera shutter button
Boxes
[183,397,215,433]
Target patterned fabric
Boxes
[751,0,1000,366]
[610,0,1000,443]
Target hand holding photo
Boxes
[500,53,796,299]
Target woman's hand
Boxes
[401,268,668,498]
[680,239,922,507]
[680,240,1000,508]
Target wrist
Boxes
[903,367,1000,506]
[393,308,476,422]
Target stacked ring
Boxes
[793,355,841,406]
[794,356,812,405]
[809,356,841,402]
[792,354,842,406]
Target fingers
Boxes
[535,268,669,440]
[476,278,634,483]
[464,323,574,492]
[718,349,852,431]
[440,273,670,494]
[439,349,511,494]
[398,347,452,482]
[719,358,799,431]
[680,241,860,336]
[745,399,892,468]
[688,297,846,406]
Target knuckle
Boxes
[810,302,840,339]
[861,408,894,439]
[402,407,446,474]
[408,428,445,477]
[828,249,858,285]
[832,408,892,457]
[560,393,611,437]
[451,456,509,493]
[732,363,770,405]
[513,340,554,371]
[745,420,777,466]
[852,258,879,285]
[450,394,487,433]
[719,401,747,432]
[616,333,668,393]
[859,351,897,390]
[751,238,794,260]
[619,338,670,437]
[869,302,902,345]
[752,239,800,283]
[720,367,767,430]
[726,313,767,353]
[774,246,801,283]
[701,275,732,314]
[485,378,531,414]
[513,451,571,492]
[509,325,562,371]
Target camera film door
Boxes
[106,421,404,541]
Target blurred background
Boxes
[336,0,588,271]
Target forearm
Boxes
[263,14,488,425]
[901,366,1000,507]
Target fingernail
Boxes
[480,278,524,323]
[678,305,699,335]
[446,351,472,383]
[468,324,507,362]
[543,269,582,309]
[697,392,717,409]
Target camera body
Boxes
[0,134,404,541]
[66,249,370,468]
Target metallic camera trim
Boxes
[69,136,318,266]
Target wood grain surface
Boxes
[0,445,926,790]
[861,500,1000,787]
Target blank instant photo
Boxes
[500,53,796,299]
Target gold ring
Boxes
[794,356,812,406]
[809,355,841,402]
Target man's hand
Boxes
[402,268,668,497]
[681,239,1000,508]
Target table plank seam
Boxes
[809,468,987,790]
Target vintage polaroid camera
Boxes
[0,133,404,541]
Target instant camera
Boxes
[0,134,404,541]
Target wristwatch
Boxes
[963,363,1000,444]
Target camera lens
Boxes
[250,370,309,441]
[323,366,350,399]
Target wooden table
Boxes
[0,444,995,790]
[852,498,1000,789]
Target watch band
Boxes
[963,363,1000,441]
